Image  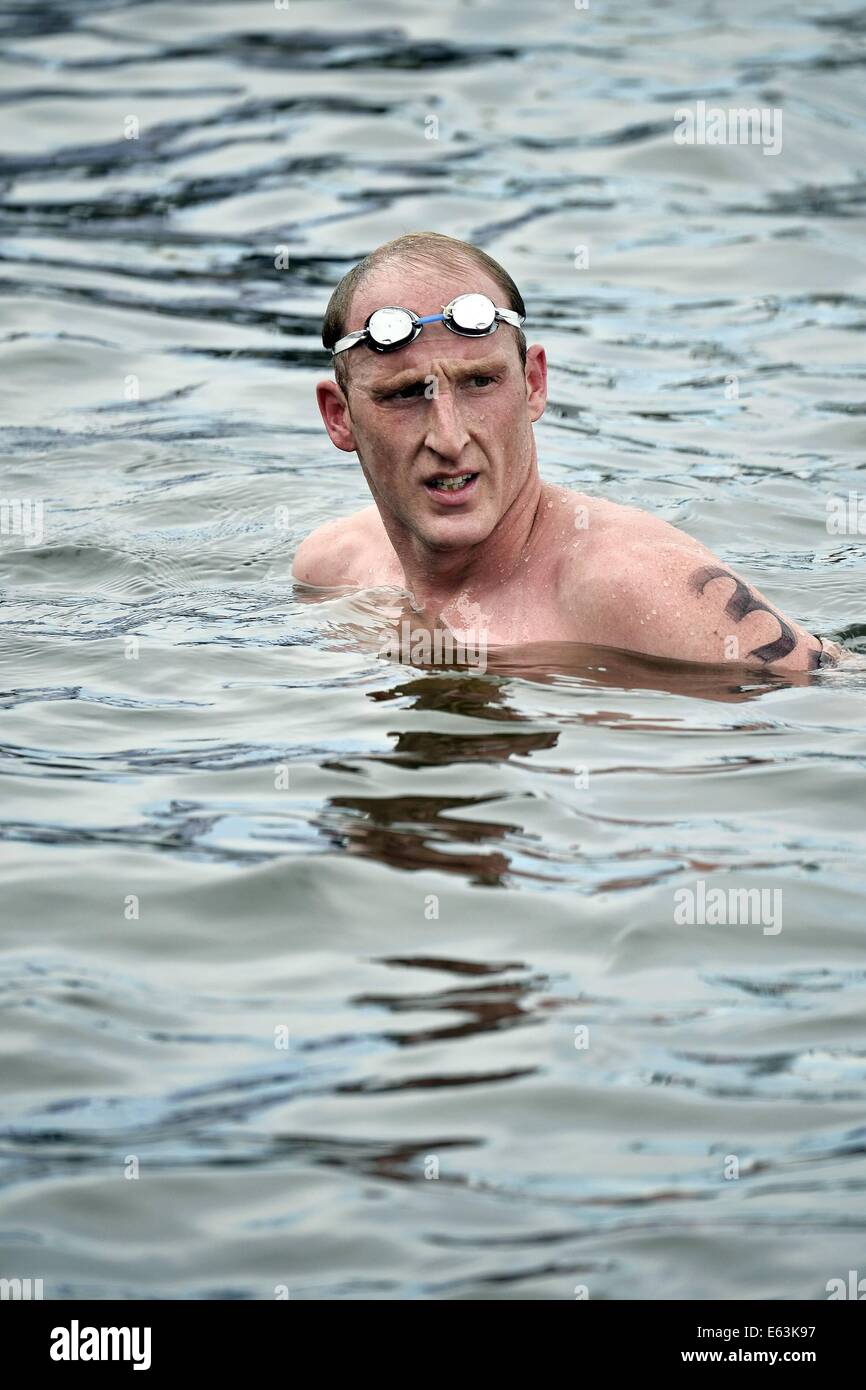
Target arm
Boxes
[595,540,828,672]
[684,560,829,670]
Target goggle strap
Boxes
[331,328,368,356]
[495,308,525,328]
[331,301,524,355]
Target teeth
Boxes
[431,473,474,491]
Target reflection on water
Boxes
[1,0,865,1300]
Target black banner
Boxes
[4,1299,861,1373]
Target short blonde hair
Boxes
[321,231,527,395]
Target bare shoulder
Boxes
[551,488,708,598]
[556,495,823,672]
[548,485,705,551]
[292,506,390,587]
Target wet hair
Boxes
[321,231,527,397]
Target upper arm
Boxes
[598,540,823,672]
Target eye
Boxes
[384,381,426,401]
[468,374,496,388]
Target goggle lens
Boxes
[367,307,415,348]
[449,293,497,333]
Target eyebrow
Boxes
[366,354,508,399]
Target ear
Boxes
[524,343,547,422]
[316,379,357,452]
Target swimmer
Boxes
[295,232,844,672]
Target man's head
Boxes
[316,231,547,558]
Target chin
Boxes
[421,508,494,546]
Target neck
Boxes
[380,463,546,617]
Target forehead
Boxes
[348,257,504,329]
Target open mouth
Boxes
[423,471,479,495]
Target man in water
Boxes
[295,232,841,672]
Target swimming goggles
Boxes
[331,292,525,355]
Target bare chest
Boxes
[401,566,580,648]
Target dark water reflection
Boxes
[1,0,865,1300]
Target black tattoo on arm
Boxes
[688,565,799,664]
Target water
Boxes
[1,0,865,1301]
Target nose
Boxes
[423,386,471,463]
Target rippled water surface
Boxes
[2,0,866,1300]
